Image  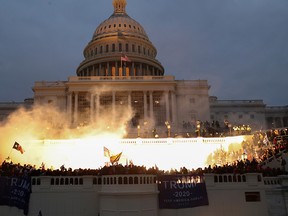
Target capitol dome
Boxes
[76,0,164,77]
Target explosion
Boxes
[0,104,247,171]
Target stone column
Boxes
[149,91,154,119]
[74,92,78,125]
[171,91,177,124]
[67,93,72,125]
[128,91,132,108]
[112,91,116,120]
[107,62,110,76]
[96,94,100,120]
[165,91,170,122]
[144,91,147,120]
[90,93,94,123]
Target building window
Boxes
[189,98,195,104]
[132,44,135,52]
[100,46,103,54]
[112,44,115,52]
[153,91,166,126]
[245,192,261,202]
[78,93,90,124]
[106,44,109,52]
[126,43,129,52]
[119,43,122,52]
[250,114,255,119]
[131,91,144,127]
[239,114,243,119]
[138,46,141,53]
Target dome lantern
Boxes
[113,0,127,14]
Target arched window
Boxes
[126,43,129,52]
[124,177,128,184]
[106,44,109,52]
[119,43,122,52]
[118,177,123,184]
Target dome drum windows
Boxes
[119,43,122,52]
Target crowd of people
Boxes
[1,127,288,179]
[181,120,252,138]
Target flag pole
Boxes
[8,147,13,157]
[120,52,123,70]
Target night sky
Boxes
[1,0,287,106]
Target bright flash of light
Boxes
[0,104,246,170]
[6,136,246,171]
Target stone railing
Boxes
[68,76,175,82]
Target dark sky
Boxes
[0,0,287,106]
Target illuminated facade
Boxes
[32,0,210,136]
[0,0,287,132]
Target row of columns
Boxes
[67,90,177,126]
[267,117,287,128]
[78,61,163,77]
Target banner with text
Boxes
[0,176,31,215]
[158,175,209,209]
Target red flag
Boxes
[121,55,131,62]
[13,142,24,154]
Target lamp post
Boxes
[165,121,171,138]
[167,124,171,137]
[196,120,201,137]
[228,123,232,135]
[137,125,140,138]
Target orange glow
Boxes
[0,105,246,170]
